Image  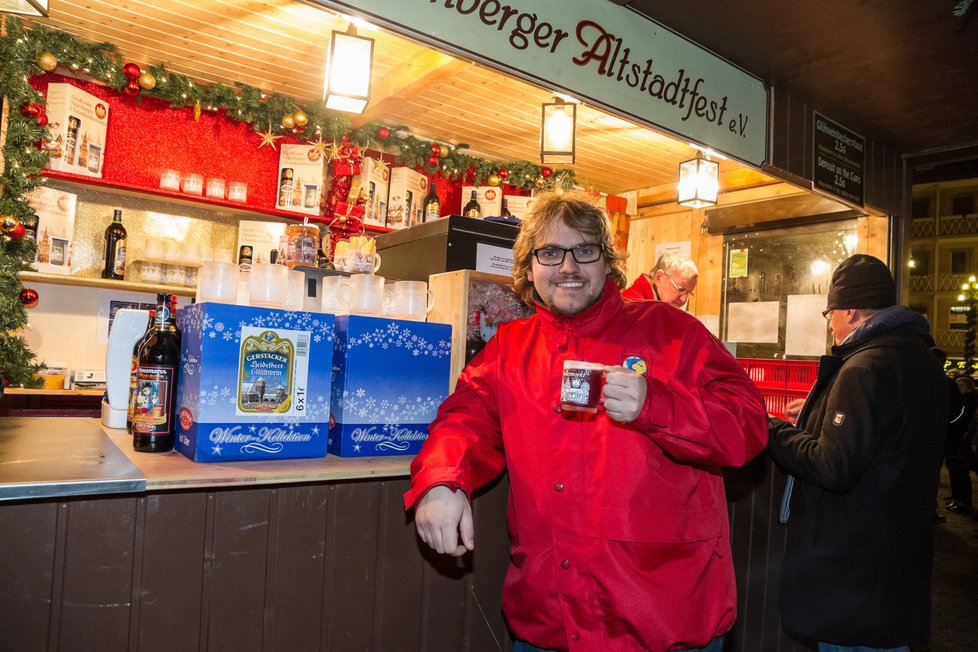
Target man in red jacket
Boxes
[405,192,767,651]
[621,252,699,308]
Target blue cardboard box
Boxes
[328,315,452,457]
[175,302,334,462]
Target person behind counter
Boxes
[621,251,699,308]
[767,254,947,651]
[404,191,768,652]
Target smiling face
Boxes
[527,220,610,317]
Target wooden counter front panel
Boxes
[0,477,512,652]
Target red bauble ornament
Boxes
[542,167,553,177]
[427,155,440,168]
[293,125,306,134]
[20,103,40,118]
[377,126,390,140]
[36,113,48,127]
[19,288,39,307]
[123,62,142,80]
[125,80,141,96]
[9,222,25,239]
[498,168,509,180]
[430,143,441,156]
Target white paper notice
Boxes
[654,240,691,263]
[786,294,829,356]
[727,301,780,343]
[476,243,515,275]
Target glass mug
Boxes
[249,262,289,308]
[560,360,606,413]
[321,275,351,314]
[196,261,239,303]
[343,274,386,316]
[342,251,382,274]
[393,280,435,321]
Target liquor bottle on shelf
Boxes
[500,197,512,218]
[101,208,127,280]
[423,178,441,222]
[127,309,156,433]
[63,115,80,165]
[238,245,253,271]
[278,168,294,208]
[131,293,182,453]
[463,190,481,218]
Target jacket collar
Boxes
[833,305,931,356]
[533,277,624,336]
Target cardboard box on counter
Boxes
[360,155,390,228]
[328,315,452,457]
[175,302,334,462]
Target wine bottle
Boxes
[463,190,481,218]
[101,209,127,280]
[423,178,441,222]
[500,197,512,218]
[132,293,182,453]
[127,310,156,433]
[465,310,487,362]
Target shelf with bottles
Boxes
[42,169,392,233]
[20,271,196,296]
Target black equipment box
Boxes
[375,215,519,282]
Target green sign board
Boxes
[316,0,768,166]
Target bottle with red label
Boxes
[127,309,156,433]
[132,293,181,453]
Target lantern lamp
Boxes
[677,151,720,208]
[323,24,374,114]
[540,97,576,165]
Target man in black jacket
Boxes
[767,254,948,651]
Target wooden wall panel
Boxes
[0,500,59,652]
[324,481,381,652]
[374,479,426,652]
[264,484,330,652]
[133,492,207,652]
[58,497,136,651]
[206,488,272,651]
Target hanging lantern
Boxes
[540,97,576,165]
[323,24,374,114]
[677,151,720,208]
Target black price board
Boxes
[813,112,865,206]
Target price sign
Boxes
[813,112,864,206]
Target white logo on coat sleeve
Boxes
[832,411,846,426]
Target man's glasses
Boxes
[665,275,694,298]
[822,309,834,320]
[532,243,604,266]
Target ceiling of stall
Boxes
[29,0,761,197]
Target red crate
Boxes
[737,359,818,391]
[760,388,810,419]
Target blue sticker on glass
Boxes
[623,355,647,375]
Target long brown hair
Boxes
[512,191,627,305]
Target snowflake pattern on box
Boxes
[329,316,452,457]
[175,303,335,462]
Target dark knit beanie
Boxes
[826,254,896,310]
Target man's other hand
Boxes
[414,484,474,557]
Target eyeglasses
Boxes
[532,243,604,266]
[822,308,834,319]
[664,275,694,298]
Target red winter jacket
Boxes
[405,279,767,651]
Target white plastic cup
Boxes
[321,275,350,314]
[197,261,239,303]
[345,274,386,315]
[249,262,289,308]
[286,270,305,310]
[393,280,435,321]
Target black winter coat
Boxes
[767,310,947,647]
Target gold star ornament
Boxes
[256,123,282,150]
